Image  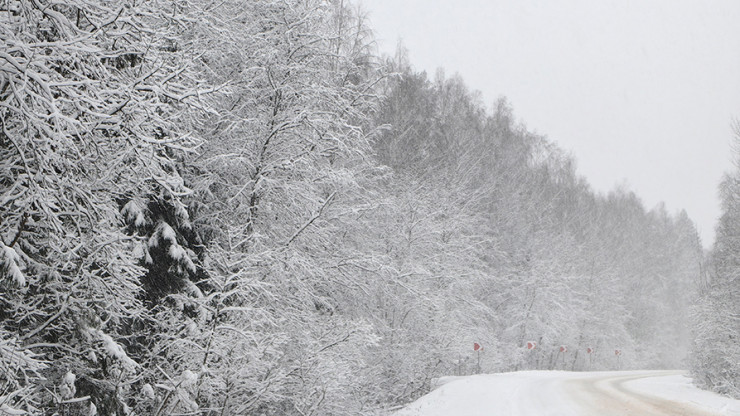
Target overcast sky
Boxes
[360,0,740,247]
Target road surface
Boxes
[394,370,740,416]
[565,371,719,415]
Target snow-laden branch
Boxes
[285,191,337,246]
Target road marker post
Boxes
[559,345,567,368]
[474,342,482,373]
[524,341,537,370]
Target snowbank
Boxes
[394,370,740,416]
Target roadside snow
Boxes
[393,371,740,416]
[395,371,583,416]
[626,374,740,415]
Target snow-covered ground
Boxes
[394,370,740,416]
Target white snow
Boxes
[132,242,146,260]
[121,200,146,228]
[180,370,198,388]
[169,244,195,272]
[627,374,740,415]
[60,371,76,399]
[90,329,137,370]
[394,371,740,416]
[141,383,156,400]
[149,222,177,248]
[160,223,177,244]
[1,243,26,287]
[173,201,191,229]
[395,371,578,416]
[147,222,195,272]
[63,372,76,385]
[0,403,26,415]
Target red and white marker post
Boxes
[554,345,567,368]
[474,343,483,373]
[560,345,567,367]
[524,341,537,369]
[615,349,622,368]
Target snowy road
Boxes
[565,371,721,415]
[394,370,740,416]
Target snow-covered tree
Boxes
[691,125,740,398]
[0,0,210,412]
[0,1,711,412]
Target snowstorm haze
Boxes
[363,0,740,247]
[2,0,739,414]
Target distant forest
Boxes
[0,1,737,414]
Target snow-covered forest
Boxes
[0,0,736,414]
[691,122,740,400]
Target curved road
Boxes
[565,371,721,416]
[395,370,740,416]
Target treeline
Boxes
[0,0,704,414]
[691,125,740,399]
[372,54,702,378]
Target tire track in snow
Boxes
[566,371,721,416]
[394,370,738,416]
